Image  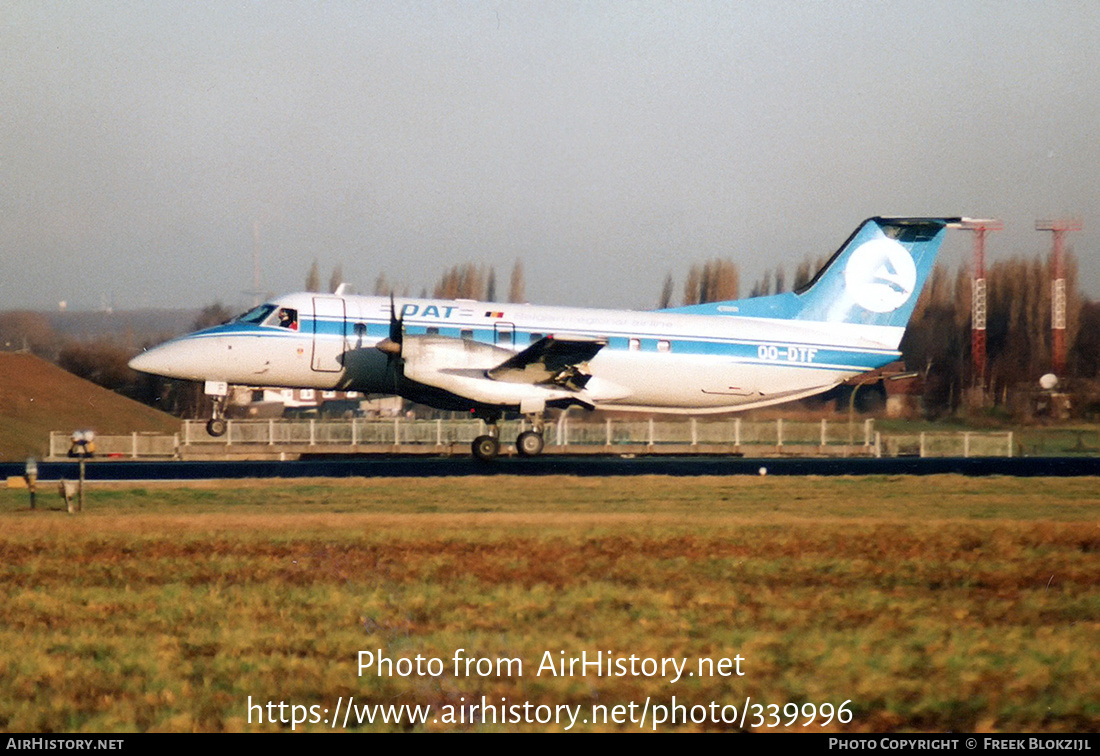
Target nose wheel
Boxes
[205,393,228,437]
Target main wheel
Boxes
[206,418,228,437]
[516,430,545,457]
[471,435,500,461]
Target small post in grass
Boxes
[23,458,37,510]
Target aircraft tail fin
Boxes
[664,217,958,339]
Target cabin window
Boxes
[426,326,439,335]
[657,340,671,353]
[629,338,641,351]
[529,333,543,343]
[300,389,315,400]
[461,329,474,340]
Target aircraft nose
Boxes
[128,346,168,375]
[128,341,194,379]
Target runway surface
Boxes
[3,455,1099,480]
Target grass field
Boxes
[1,475,1098,732]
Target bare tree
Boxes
[486,267,497,302]
[0,311,61,357]
[682,265,702,306]
[509,260,526,303]
[193,302,234,330]
[434,263,487,300]
[658,272,674,309]
[792,259,815,290]
[305,260,321,293]
[687,259,738,303]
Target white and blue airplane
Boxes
[130,216,961,459]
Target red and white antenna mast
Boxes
[1035,219,1082,377]
[958,219,1002,392]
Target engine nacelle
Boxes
[400,335,573,408]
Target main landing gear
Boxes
[516,413,546,458]
[470,413,547,461]
[470,412,501,461]
[516,430,544,457]
[471,433,500,461]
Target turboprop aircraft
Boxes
[129,216,961,460]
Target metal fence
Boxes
[44,419,1044,460]
[879,432,1014,458]
[44,418,1032,460]
[173,416,880,450]
[49,432,180,460]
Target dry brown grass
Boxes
[1,476,1098,732]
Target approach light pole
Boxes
[1036,219,1082,378]
[958,219,1002,399]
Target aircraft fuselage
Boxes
[131,291,901,414]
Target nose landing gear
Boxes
[203,383,229,437]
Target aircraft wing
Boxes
[487,336,606,390]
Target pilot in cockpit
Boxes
[277,308,299,331]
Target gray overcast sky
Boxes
[3,1,1099,312]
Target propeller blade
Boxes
[376,292,403,356]
[389,292,403,345]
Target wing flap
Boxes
[487,336,606,390]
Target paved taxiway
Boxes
[3,456,1099,481]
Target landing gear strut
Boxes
[471,413,502,461]
[516,413,546,457]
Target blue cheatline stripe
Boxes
[196,318,894,373]
[313,314,898,355]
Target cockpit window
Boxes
[233,304,276,324]
[276,308,299,331]
[232,303,300,330]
